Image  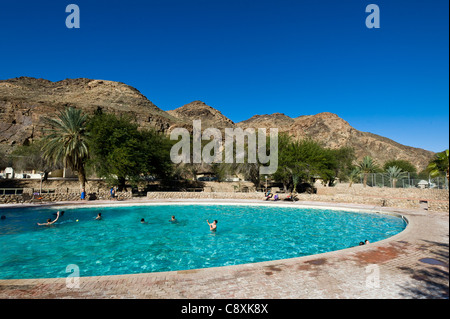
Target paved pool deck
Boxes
[0,199,448,299]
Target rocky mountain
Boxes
[237,112,435,170]
[237,112,294,132]
[0,77,179,149]
[0,77,435,170]
[167,100,235,131]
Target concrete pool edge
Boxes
[0,199,448,299]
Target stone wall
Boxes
[146,191,263,200]
[146,186,449,213]
[202,181,256,192]
[0,189,132,204]
[316,184,449,201]
[313,185,449,212]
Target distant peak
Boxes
[315,112,340,118]
[184,100,208,107]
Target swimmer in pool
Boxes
[206,219,218,232]
[169,215,178,223]
[38,211,60,226]
[95,213,102,220]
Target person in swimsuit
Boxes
[38,211,60,226]
[206,219,218,232]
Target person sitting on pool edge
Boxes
[206,219,218,232]
[38,211,60,226]
[264,190,273,201]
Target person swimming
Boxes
[169,215,178,223]
[95,213,102,220]
[38,211,60,226]
[206,219,218,232]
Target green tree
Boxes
[272,134,295,191]
[331,147,356,183]
[358,156,378,187]
[427,149,449,182]
[385,166,408,188]
[274,135,337,191]
[348,167,361,187]
[383,159,417,179]
[41,107,90,190]
[87,112,172,190]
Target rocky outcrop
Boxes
[0,77,435,170]
[167,100,235,130]
[0,77,179,149]
[238,112,435,171]
[237,112,294,131]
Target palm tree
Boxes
[385,166,407,188]
[41,107,90,191]
[427,149,449,182]
[348,167,360,187]
[358,156,377,187]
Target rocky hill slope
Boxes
[167,100,235,131]
[0,77,179,148]
[237,112,434,170]
[0,77,435,170]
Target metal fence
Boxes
[361,173,448,189]
[0,188,24,195]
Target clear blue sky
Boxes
[0,0,448,152]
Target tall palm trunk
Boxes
[392,178,397,188]
[77,167,87,191]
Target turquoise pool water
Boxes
[0,204,406,279]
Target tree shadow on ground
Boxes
[397,238,449,299]
[0,179,27,189]
[145,179,205,192]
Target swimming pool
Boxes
[0,203,406,279]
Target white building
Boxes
[0,167,42,179]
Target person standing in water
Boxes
[206,219,218,232]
